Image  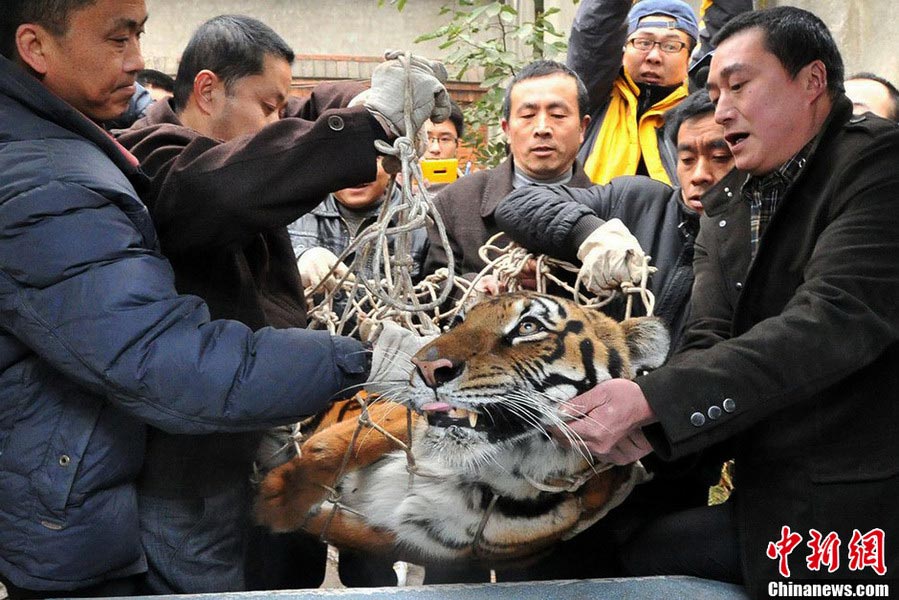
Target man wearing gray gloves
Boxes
[116,15,448,595]
[0,2,446,597]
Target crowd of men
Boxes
[0,0,897,598]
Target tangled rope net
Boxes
[264,52,659,556]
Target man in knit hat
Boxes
[568,0,699,185]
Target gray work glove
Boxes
[577,218,647,293]
[297,247,353,292]
[364,50,451,138]
[364,320,438,395]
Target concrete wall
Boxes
[141,0,897,84]
[771,0,897,82]
[142,0,461,79]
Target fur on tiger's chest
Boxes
[255,292,669,565]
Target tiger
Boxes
[255,291,670,566]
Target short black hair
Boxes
[172,15,295,112]
[137,69,175,93]
[1,0,96,59]
[712,6,844,99]
[447,100,465,139]
[664,89,715,146]
[847,72,899,122]
[502,59,589,121]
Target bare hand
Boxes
[554,378,656,464]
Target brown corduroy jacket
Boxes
[118,81,383,330]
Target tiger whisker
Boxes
[503,390,596,465]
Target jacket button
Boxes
[59,455,71,467]
[722,398,737,413]
[708,405,722,420]
[718,219,727,228]
[327,115,345,131]
[690,412,706,427]
[735,282,743,290]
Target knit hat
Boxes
[627,0,699,43]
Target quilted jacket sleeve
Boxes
[0,169,367,435]
[495,177,670,262]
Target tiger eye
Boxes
[517,321,538,335]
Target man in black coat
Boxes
[559,8,899,596]
[495,89,739,582]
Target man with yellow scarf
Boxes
[569,0,698,186]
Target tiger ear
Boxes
[619,317,670,376]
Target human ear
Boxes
[803,60,828,102]
[15,24,52,75]
[192,70,220,115]
[579,114,591,144]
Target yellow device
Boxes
[421,159,458,184]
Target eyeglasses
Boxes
[427,135,458,146]
[626,38,688,54]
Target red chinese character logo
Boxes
[847,528,887,576]
[767,525,803,577]
[806,529,841,573]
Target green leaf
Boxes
[484,3,503,18]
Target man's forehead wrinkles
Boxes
[717,62,751,80]
[103,13,147,35]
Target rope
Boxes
[285,51,659,554]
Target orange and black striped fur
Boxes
[256,292,669,565]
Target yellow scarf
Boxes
[584,72,688,185]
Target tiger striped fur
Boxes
[256,291,670,565]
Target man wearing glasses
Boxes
[568,0,698,185]
[424,100,464,161]
[421,101,466,191]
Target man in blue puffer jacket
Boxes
[0,1,433,596]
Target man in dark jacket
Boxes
[116,15,448,594]
[289,158,429,298]
[423,60,593,280]
[496,89,733,353]
[560,8,899,595]
[495,90,738,582]
[0,3,441,597]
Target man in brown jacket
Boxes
[117,14,448,594]
[424,60,593,280]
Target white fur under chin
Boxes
[328,424,646,561]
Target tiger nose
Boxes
[411,357,464,388]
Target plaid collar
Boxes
[743,134,819,201]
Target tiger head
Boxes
[401,292,670,469]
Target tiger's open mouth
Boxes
[421,402,483,429]
[419,401,533,440]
